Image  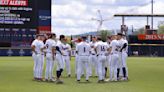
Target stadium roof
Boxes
[114,14,164,17]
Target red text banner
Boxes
[138,34,164,40]
[0,0,28,6]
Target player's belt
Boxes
[111,52,118,55]
[97,54,105,56]
[33,52,44,55]
[122,51,128,54]
[63,55,69,56]
[91,53,96,55]
[79,55,89,56]
[34,53,41,55]
[56,53,61,55]
[46,52,52,54]
[37,53,44,55]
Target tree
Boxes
[133,27,145,35]
[98,30,111,42]
[158,25,164,34]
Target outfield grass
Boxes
[0,57,164,92]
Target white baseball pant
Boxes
[75,54,78,74]
[32,53,44,78]
[120,52,128,77]
[63,55,71,75]
[75,54,84,75]
[107,55,112,67]
[89,54,98,76]
[45,53,55,80]
[97,55,107,80]
[32,53,38,78]
[110,54,119,80]
[56,54,64,71]
[77,56,90,80]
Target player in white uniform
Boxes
[76,36,91,82]
[45,33,56,82]
[117,33,128,80]
[89,36,98,77]
[108,35,120,81]
[104,41,109,78]
[62,38,72,77]
[55,35,65,84]
[31,34,45,81]
[106,36,112,73]
[74,38,85,76]
[41,36,46,81]
[123,35,129,78]
[95,37,108,83]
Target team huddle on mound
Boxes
[31,33,128,84]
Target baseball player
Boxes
[105,36,112,79]
[31,34,45,81]
[117,33,128,81]
[108,35,120,81]
[104,41,109,78]
[45,33,56,82]
[55,35,65,84]
[62,38,72,77]
[74,38,84,77]
[95,37,108,83]
[123,35,129,78]
[89,36,98,77]
[76,36,91,82]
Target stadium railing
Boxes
[0,44,163,57]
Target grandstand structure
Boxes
[113,13,164,56]
[113,0,164,57]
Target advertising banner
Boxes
[138,34,164,40]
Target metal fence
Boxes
[0,45,163,57]
[0,48,76,56]
[129,44,164,57]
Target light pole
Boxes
[151,0,154,29]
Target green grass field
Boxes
[0,57,164,92]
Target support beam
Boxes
[151,0,154,29]
[147,17,149,25]
[114,14,164,17]
[122,16,125,25]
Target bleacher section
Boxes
[0,28,36,47]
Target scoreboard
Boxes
[0,0,51,47]
[0,0,37,28]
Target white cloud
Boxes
[52,0,164,36]
[52,1,87,18]
[53,18,76,27]
[90,0,116,4]
[52,27,94,36]
[137,1,164,14]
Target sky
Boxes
[51,0,164,36]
